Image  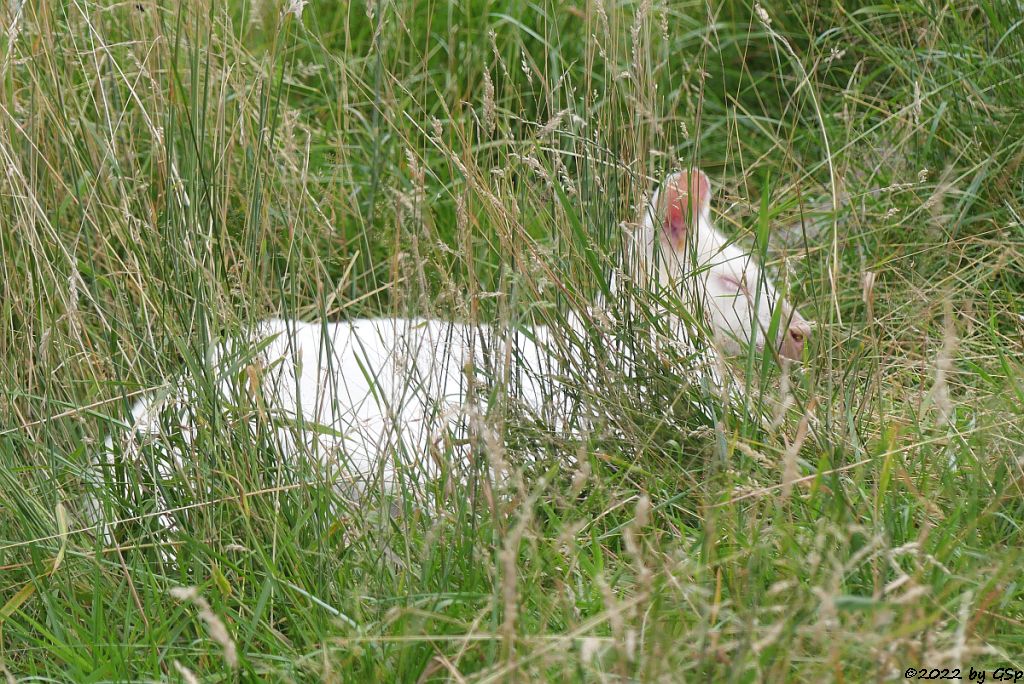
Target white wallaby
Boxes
[88,169,811,530]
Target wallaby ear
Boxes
[663,169,711,250]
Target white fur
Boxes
[640,173,810,359]
[89,170,810,530]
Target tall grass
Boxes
[0,0,1022,679]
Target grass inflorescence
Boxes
[0,0,1022,680]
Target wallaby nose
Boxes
[780,321,811,361]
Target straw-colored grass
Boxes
[0,0,1022,679]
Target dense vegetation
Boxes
[0,0,1022,679]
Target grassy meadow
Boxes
[1,0,1023,679]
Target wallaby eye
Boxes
[717,274,748,296]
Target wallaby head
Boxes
[642,169,812,362]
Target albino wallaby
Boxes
[89,169,811,530]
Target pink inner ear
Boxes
[664,170,710,250]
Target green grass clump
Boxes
[0,0,1022,680]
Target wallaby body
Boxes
[112,317,564,486]
[90,169,812,529]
